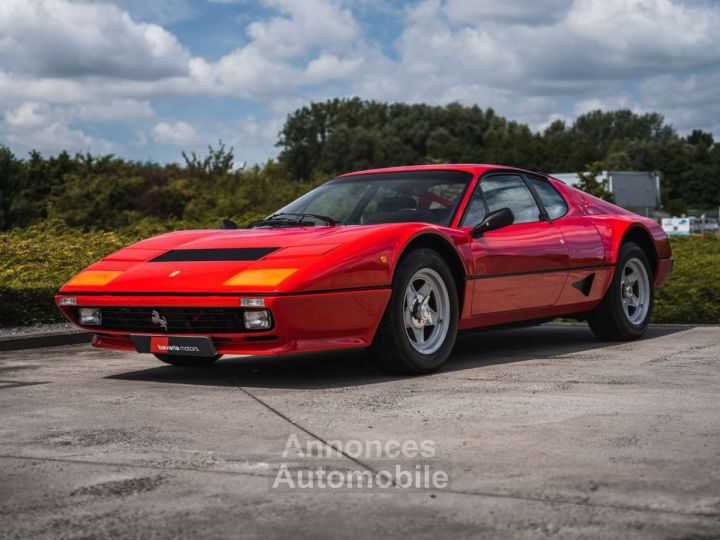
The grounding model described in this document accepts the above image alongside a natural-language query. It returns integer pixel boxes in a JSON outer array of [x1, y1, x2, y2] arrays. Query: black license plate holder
[[130, 335, 217, 357]]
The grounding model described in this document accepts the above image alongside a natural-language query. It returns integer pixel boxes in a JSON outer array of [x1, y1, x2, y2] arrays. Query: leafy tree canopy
[[1, 99, 718, 231]]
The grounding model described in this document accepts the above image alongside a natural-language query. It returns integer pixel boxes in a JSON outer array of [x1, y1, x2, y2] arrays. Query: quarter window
[[529, 177, 568, 220], [460, 189, 487, 227]]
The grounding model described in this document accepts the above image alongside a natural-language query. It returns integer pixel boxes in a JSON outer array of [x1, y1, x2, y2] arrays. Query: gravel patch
[[0, 323, 78, 338]]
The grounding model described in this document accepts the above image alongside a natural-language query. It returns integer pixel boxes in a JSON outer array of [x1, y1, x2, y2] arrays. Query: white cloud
[[208, 114, 285, 165], [389, 0, 720, 99], [153, 121, 200, 146], [638, 71, 720, 134], [316, 0, 717, 138], [555, 0, 720, 76], [246, 0, 360, 60], [3, 117, 115, 154], [0, 0, 191, 80], [4, 99, 154, 130], [305, 55, 364, 83], [210, 46, 302, 98], [201, 0, 365, 97], [5, 102, 50, 129], [1, 0, 720, 159], [72, 99, 155, 122]]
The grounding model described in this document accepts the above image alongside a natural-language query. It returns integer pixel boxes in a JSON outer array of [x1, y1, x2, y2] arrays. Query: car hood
[[59, 225, 414, 295]]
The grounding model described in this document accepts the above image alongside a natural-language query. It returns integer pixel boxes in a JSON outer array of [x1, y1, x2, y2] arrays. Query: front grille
[[75, 307, 252, 333]]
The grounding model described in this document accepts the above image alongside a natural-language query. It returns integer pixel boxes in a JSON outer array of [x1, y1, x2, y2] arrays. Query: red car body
[[56, 164, 672, 357]]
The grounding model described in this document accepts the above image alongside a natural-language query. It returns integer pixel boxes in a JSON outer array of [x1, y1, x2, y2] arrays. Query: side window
[[460, 187, 486, 227], [529, 177, 568, 220], [481, 175, 541, 224]]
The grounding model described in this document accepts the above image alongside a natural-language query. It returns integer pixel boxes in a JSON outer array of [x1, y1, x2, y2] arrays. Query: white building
[[551, 170, 661, 216]]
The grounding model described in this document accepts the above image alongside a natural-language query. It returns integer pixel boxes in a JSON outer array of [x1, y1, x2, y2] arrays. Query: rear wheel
[[371, 249, 459, 374], [588, 242, 653, 340], [153, 354, 222, 367]]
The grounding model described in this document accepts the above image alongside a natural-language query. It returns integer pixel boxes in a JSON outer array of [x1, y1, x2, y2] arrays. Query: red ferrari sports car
[[56, 164, 672, 374]]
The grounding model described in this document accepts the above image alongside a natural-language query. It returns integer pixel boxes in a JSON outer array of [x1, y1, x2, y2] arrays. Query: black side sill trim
[[467, 263, 614, 280], [58, 285, 392, 298], [150, 247, 280, 262]]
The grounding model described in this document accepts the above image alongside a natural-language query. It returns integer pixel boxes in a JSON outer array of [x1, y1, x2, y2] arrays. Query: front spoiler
[[55, 288, 390, 356]]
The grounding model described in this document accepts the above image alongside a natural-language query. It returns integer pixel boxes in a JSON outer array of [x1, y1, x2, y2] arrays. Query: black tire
[[588, 242, 653, 341], [371, 248, 459, 374], [153, 354, 222, 367]]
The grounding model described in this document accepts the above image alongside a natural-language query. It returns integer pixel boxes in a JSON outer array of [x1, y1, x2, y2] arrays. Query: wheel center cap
[[411, 296, 432, 327], [624, 284, 634, 298]]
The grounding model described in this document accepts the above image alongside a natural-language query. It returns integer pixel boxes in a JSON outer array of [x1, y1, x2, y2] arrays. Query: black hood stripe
[[150, 247, 280, 262]]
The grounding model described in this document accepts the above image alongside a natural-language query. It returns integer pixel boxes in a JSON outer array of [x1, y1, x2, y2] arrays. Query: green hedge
[[0, 221, 169, 325], [652, 235, 720, 324], [0, 287, 59, 326], [1, 223, 718, 326]]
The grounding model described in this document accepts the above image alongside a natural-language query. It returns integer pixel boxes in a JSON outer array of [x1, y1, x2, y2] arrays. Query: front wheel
[[371, 249, 459, 374], [153, 354, 222, 367], [588, 242, 653, 340]]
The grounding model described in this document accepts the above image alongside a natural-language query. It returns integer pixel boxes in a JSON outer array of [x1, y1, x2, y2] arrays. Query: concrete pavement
[[1, 324, 719, 539]]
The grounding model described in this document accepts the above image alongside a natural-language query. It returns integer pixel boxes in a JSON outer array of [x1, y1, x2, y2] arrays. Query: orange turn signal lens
[[223, 268, 297, 287], [66, 270, 123, 287]]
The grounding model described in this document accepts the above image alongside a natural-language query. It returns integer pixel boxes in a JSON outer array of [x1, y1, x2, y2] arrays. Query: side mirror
[[220, 218, 238, 230], [471, 208, 514, 238]]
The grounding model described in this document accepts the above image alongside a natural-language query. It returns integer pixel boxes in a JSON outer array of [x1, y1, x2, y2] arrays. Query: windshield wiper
[[305, 213, 340, 225], [248, 217, 314, 229], [248, 213, 340, 229]]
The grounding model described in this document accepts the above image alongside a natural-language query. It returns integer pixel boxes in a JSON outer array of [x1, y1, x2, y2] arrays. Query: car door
[[526, 175, 608, 306], [460, 173, 570, 315]]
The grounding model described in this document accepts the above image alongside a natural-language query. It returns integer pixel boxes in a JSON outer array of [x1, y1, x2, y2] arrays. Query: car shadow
[[105, 324, 690, 390]]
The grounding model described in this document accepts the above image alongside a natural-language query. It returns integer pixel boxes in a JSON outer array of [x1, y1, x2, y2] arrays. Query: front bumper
[[55, 288, 390, 356]]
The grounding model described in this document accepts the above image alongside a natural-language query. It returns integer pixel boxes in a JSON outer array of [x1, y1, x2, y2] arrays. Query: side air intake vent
[[571, 273, 595, 297]]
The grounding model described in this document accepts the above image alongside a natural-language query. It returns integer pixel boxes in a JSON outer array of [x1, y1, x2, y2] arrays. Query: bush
[[0, 220, 175, 325], [653, 235, 720, 324]]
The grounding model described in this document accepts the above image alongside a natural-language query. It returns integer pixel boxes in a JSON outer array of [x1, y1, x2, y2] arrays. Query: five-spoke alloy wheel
[[404, 268, 451, 355], [372, 248, 459, 374], [589, 242, 654, 341], [620, 257, 651, 326]]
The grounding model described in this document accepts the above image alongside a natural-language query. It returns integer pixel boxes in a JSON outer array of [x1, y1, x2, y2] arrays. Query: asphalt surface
[[1, 324, 719, 539]]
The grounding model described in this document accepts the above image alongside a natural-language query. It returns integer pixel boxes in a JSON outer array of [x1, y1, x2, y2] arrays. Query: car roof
[[335, 164, 546, 178]]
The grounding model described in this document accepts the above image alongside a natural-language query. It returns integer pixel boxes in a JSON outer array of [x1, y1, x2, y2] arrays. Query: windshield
[[269, 170, 472, 227]]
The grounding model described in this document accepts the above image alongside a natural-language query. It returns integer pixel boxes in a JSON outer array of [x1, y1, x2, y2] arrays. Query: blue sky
[[1, 0, 719, 164]]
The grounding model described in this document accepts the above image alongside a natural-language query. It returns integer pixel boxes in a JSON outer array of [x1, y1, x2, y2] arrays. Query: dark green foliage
[[653, 236, 720, 324], [0, 142, 318, 232], [575, 162, 615, 202], [277, 99, 719, 214], [0, 287, 61, 326], [277, 99, 548, 179]]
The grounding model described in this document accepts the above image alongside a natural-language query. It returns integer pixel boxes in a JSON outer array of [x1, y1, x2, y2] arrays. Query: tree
[[2, 101, 719, 231], [0, 146, 26, 229], [575, 162, 615, 203]]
